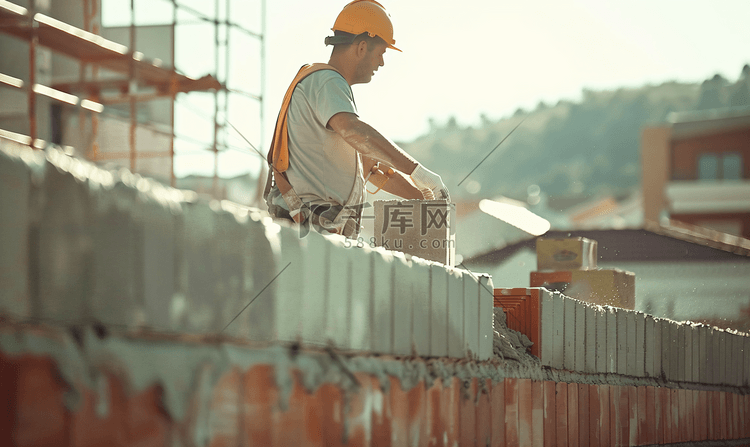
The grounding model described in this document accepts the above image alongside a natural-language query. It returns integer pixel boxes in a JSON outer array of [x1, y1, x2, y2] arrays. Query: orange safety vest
[[265, 63, 343, 222]]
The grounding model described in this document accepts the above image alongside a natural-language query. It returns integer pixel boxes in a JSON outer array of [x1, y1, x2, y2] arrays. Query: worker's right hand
[[410, 164, 451, 201]]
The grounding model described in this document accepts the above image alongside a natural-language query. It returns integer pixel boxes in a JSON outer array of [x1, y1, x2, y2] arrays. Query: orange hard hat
[[331, 0, 401, 52]]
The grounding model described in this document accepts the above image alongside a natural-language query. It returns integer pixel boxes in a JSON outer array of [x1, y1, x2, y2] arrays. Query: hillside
[[402, 65, 750, 204]]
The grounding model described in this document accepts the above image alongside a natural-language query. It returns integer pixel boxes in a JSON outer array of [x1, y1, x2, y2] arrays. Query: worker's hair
[[331, 31, 385, 54]]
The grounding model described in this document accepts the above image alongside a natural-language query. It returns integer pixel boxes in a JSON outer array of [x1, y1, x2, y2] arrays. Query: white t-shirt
[[282, 69, 363, 207]]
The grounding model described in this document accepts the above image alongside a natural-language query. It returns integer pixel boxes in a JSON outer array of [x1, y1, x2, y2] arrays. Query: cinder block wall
[[0, 138, 493, 360]]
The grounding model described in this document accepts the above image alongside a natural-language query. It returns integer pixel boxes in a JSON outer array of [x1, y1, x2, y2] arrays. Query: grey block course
[[635, 312, 645, 378], [698, 325, 707, 384], [392, 254, 413, 356], [595, 306, 607, 375], [0, 141, 40, 319], [298, 231, 330, 346], [462, 269, 480, 359], [684, 323, 692, 383], [719, 330, 726, 386], [326, 238, 352, 348], [670, 321, 681, 382], [477, 274, 494, 360], [347, 244, 373, 352], [540, 289, 555, 368], [447, 267, 464, 358], [371, 249, 394, 354], [410, 258, 431, 358], [691, 324, 699, 383], [661, 319, 671, 380], [585, 305, 596, 374], [708, 327, 717, 385], [616, 308, 628, 376], [563, 298, 576, 371], [606, 306, 617, 374], [575, 300, 585, 372], [429, 264, 448, 358], [551, 293, 565, 370], [653, 317, 661, 380], [626, 311, 637, 377], [645, 316, 655, 377]]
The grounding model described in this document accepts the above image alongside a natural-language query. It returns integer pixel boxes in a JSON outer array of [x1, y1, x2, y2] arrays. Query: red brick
[[719, 391, 728, 440], [614, 386, 628, 447], [567, 382, 578, 447], [671, 389, 680, 443], [543, 381, 556, 447], [460, 378, 477, 447], [577, 384, 588, 447], [588, 385, 600, 447], [505, 378, 520, 447], [390, 377, 409, 447], [608, 386, 616, 447], [491, 380, 505, 447], [126, 386, 172, 447], [644, 387, 656, 446], [477, 379, 492, 447], [599, 385, 610, 447], [627, 387, 637, 447], [346, 372, 375, 447], [530, 380, 544, 447], [372, 376, 392, 447], [700, 390, 708, 441], [708, 390, 717, 440], [425, 378, 443, 447], [555, 383, 568, 447], [274, 373, 308, 447], [733, 393, 740, 439], [71, 373, 129, 447], [518, 379, 532, 447], [314, 382, 344, 447], [409, 380, 427, 447], [242, 364, 277, 446], [0, 353, 18, 447], [207, 368, 242, 447], [442, 377, 461, 447], [635, 387, 646, 446], [15, 356, 72, 447]]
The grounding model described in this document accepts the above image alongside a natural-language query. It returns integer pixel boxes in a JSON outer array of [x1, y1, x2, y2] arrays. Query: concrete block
[[462, 269, 480, 359], [272, 225, 307, 343], [563, 297, 576, 370], [626, 311, 637, 377], [371, 249, 394, 354], [575, 300, 585, 371], [635, 312, 645, 378], [661, 319, 671, 380], [373, 199, 455, 266], [536, 237, 597, 271], [140, 195, 178, 333], [676, 323, 685, 383], [326, 237, 353, 348], [540, 289, 555, 367], [708, 327, 717, 385], [699, 325, 707, 384], [550, 292, 565, 370], [0, 143, 41, 319], [446, 267, 464, 358], [645, 316, 655, 378], [745, 336, 750, 387], [616, 309, 628, 375], [585, 305, 596, 374], [477, 274, 494, 361], [670, 322, 681, 382], [348, 245, 372, 352], [719, 330, 727, 385], [653, 317, 662, 380], [392, 254, 413, 356], [298, 232, 331, 346], [40, 155, 96, 324], [595, 306, 607, 375], [684, 324, 693, 383], [606, 306, 617, 374], [410, 258, 432, 357], [429, 264, 448, 357], [691, 325, 700, 383]]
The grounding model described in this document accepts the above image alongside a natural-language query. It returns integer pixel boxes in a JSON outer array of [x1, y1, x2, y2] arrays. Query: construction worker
[[264, 0, 450, 237]]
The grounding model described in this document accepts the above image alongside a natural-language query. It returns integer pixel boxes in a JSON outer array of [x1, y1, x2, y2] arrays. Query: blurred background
[[1, 0, 749, 329]]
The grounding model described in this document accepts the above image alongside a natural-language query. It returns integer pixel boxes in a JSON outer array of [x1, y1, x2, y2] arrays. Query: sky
[[103, 0, 750, 179]]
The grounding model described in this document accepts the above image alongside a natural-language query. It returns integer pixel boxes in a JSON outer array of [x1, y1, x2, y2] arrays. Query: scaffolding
[[0, 0, 265, 194]]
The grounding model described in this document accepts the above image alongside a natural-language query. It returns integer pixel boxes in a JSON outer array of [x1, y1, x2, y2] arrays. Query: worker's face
[[354, 40, 387, 84]]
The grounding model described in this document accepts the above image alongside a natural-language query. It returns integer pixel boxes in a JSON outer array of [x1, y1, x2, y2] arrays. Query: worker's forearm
[[330, 114, 418, 174], [379, 170, 423, 199]]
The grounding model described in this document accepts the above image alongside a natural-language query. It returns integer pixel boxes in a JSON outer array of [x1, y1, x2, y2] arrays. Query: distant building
[[642, 106, 750, 238], [465, 224, 750, 331]]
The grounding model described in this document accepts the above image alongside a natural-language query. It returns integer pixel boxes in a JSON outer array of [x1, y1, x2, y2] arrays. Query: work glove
[[410, 164, 451, 201]]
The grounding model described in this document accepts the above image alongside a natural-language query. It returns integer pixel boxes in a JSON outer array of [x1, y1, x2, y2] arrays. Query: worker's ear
[[355, 40, 369, 59]]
